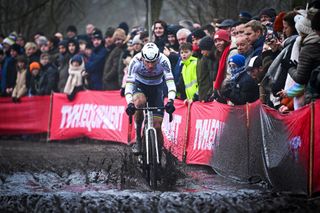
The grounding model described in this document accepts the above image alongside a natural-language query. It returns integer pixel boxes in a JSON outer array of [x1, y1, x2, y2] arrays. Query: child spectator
[[220, 54, 259, 105], [64, 54, 86, 101], [29, 62, 41, 95], [177, 42, 198, 101], [12, 55, 27, 102]]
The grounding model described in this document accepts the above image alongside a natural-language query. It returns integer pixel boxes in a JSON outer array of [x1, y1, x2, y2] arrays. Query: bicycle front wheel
[[148, 130, 159, 189]]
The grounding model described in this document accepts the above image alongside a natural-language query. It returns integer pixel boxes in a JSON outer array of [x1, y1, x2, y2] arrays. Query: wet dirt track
[[1, 139, 320, 212]]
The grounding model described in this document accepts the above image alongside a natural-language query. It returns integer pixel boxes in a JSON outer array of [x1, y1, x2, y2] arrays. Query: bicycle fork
[[145, 127, 160, 165]]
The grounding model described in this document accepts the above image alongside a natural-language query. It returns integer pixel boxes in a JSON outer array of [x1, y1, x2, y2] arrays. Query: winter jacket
[[197, 51, 216, 101], [30, 64, 58, 95], [12, 68, 27, 98], [181, 56, 198, 100], [221, 69, 259, 105], [85, 44, 107, 90], [288, 32, 320, 85], [1, 56, 16, 96], [57, 53, 71, 92], [64, 59, 85, 95], [102, 45, 126, 90]]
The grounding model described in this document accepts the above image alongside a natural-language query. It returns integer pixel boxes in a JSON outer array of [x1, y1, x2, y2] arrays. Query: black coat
[[221, 71, 259, 105]]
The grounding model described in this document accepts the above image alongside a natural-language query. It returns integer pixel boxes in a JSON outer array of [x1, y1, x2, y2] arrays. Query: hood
[[303, 32, 320, 45]]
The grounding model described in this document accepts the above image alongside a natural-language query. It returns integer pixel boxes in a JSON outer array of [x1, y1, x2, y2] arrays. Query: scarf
[[64, 60, 84, 95], [214, 45, 230, 90], [230, 66, 246, 81]]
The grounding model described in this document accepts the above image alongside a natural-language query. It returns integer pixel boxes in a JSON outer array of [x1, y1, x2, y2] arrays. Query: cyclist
[[125, 42, 176, 154]]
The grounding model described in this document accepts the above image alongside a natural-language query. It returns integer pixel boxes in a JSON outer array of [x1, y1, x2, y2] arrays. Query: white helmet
[[141, 42, 160, 62]]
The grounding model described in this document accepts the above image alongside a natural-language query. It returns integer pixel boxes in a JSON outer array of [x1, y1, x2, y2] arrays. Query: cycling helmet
[[141, 42, 160, 62]]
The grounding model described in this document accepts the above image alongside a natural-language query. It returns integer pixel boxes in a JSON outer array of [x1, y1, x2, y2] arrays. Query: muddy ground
[[1, 137, 320, 212]]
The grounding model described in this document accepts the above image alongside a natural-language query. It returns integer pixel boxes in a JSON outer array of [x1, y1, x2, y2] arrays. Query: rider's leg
[[132, 93, 146, 153]]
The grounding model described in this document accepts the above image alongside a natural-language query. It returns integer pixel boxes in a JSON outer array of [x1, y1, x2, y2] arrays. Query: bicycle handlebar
[[129, 106, 173, 124]]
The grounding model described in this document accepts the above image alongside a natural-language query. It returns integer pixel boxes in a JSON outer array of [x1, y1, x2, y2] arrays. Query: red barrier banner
[[0, 96, 50, 134], [49, 91, 129, 144], [313, 100, 320, 195], [260, 104, 311, 194], [186, 101, 233, 165], [162, 99, 188, 161]]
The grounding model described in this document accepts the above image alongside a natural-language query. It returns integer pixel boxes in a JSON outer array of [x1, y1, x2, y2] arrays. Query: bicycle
[[129, 103, 173, 189]]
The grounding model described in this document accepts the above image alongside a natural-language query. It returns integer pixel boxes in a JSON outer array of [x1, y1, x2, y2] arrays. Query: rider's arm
[[124, 57, 138, 104], [162, 55, 176, 101]]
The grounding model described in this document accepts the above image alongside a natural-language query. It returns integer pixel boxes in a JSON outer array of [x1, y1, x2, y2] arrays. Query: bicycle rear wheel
[[148, 130, 159, 189]]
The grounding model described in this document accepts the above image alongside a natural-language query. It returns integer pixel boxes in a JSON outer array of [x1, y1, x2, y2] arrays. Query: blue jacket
[[85, 44, 107, 90]]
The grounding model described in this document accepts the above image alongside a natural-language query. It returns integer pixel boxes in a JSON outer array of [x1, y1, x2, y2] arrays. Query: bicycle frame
[[144, 104, 160, 165]]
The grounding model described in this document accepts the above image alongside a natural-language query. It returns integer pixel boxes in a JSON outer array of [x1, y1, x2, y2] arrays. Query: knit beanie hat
[[3, 37, 15, 46], [132, 34, 142, 45], [167, 24, 181, 36], [29, 62, 41, 72], [58, 39, 68, 48], [294, 15, 313, 35], [228, 54, 245, 67], [113, 28, 126, 41], [239, 11, 252, 22], [214, 29, 231, 43], [66, 25, 77, 34], [37, 36, 48, 46], [218, 19, 235, 28], [259, 8, 276, 19], [92, 28, 103, 40], [199, 36, 214, 51], [71, 54, 83, 65], [118, 22, 129, 35], [191, 29, 206, 39]]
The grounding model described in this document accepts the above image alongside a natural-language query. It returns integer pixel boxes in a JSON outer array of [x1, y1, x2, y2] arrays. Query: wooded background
[[0, 0, 309, 39]]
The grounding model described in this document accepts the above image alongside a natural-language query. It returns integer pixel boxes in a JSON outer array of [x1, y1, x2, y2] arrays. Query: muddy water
[[1, 139, 320, 212]]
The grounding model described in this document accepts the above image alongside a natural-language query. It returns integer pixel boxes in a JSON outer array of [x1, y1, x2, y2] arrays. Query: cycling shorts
[[133, 81, 164, 117]]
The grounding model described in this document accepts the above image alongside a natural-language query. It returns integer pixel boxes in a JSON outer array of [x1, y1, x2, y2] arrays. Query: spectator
[[67, 38, 79, 57], [12, 55, 27, 102], [201, 24, 215, 37], [85, 28, 107, 90], [153, 20, 168, 53], [57, 40, 70, 92], [1, 44, 21, 96], [244, 20, 265, 58], [262, 11, 298, 108], [259, 8, 277, 26], [103, 28, 127, 90], [37, 53, 59, 95], [287, 12, 320, 105], [172, 28, 192, 85], [177, 42, 198, 101], [197, 36, 216, 101], [166, 24, 181, 52], [64, 54, 86, 101], [104, 27, 116, 51], [28, 62, 41, 95], [239, 11, 252, 23], [220, 54, 259, 105], [213, 29, 232, 93], [236, 36, 253, 66], [66, 25, 78, 40], [191, 29, 206, 58]]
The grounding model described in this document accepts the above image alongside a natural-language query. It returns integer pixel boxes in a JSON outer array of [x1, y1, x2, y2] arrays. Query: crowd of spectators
[[1, 1, 320, 113]]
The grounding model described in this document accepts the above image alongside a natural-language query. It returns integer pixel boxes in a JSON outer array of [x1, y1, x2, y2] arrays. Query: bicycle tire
[[148, 130, 158, 189], [141, 134, 149, 181]]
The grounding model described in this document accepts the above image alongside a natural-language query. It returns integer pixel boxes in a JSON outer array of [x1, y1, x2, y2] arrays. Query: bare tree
[[165, 0, 294, 25], [0, 0, 85, 39]]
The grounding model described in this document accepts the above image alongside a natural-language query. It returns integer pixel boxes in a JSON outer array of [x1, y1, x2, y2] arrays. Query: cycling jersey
[[125, 52, 176, 104]]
